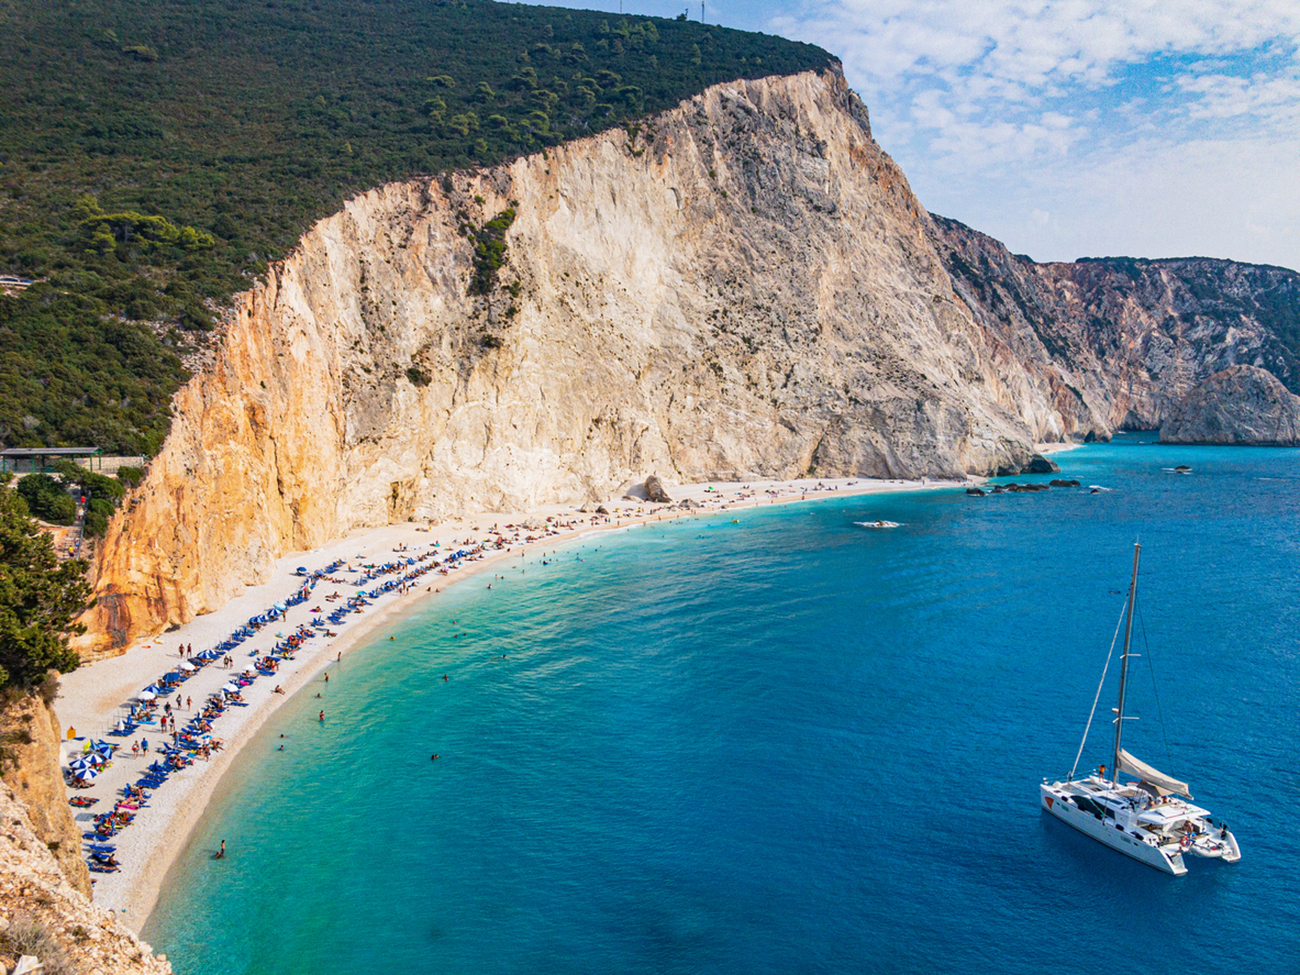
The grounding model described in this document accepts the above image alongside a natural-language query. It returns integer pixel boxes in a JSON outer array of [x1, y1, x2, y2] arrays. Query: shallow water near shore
[[146, 436, 1300, 974]]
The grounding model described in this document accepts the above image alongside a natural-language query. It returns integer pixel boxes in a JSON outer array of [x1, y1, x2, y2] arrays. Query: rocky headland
[[1160, 364, 1300, 444]]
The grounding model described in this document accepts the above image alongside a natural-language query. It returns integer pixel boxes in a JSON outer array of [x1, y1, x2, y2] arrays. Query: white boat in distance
[[1040, 543, 1241, 874]]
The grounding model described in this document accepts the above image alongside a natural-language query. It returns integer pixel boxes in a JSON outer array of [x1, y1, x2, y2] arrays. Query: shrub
[[116, 465, 145, 489], [16, 474, 75, 525], [0, 915, 75, 975]]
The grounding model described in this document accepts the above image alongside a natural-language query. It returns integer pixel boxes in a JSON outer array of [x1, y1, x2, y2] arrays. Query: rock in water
[[644, 476, 671, 503], [1024, 454, 1061, 474], [1161, 365, 1300, 445], [965, 487, 986, 496], [1049, 478, 1081, 487]]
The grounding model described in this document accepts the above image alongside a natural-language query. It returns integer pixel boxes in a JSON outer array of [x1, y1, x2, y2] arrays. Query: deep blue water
[[146, 437, 1300, 974]]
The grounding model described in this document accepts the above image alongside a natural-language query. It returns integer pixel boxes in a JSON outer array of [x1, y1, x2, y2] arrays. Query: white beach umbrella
[[178, 661, 196, 672], [222, 683, 239, 693], [137, 690, 157, 701]]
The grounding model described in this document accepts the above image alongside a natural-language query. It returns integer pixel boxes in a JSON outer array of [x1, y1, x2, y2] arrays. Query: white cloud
[[767, 0, 1300, 269]]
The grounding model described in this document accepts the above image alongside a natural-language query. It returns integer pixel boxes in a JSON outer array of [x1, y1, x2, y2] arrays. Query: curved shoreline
[[55, 476, 965, 932]]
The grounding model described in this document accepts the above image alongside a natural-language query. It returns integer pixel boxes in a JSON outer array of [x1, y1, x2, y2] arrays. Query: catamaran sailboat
[[1040, 543, 1241, 874]]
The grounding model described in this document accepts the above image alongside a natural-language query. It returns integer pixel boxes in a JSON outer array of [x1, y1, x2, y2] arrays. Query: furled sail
[[1119, 749, 1192, 798]]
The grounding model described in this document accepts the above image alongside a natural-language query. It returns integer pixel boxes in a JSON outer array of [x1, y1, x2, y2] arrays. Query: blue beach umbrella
[[68, 757, 95, 771], [73, 767, 98, 782]]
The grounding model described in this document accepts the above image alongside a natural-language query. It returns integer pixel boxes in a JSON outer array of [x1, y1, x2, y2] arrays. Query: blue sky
[[516, 0, 1300, 272]]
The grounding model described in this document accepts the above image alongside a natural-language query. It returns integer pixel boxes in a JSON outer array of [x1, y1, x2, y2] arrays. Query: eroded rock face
[[80, 69, 1063, 654], [1161, 365, 1300, 444], [77, 68, 1300, 654], [0, 782, 171, 974], [0, 695, 91, 898], [931, 217, 1300, 435]]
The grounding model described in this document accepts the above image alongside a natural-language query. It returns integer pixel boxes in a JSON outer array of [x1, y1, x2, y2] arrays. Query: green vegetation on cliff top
[[0, 0, 834, 453]]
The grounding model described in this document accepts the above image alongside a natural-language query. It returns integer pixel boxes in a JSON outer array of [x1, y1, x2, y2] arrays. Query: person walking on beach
[[142, 737, 149, 753], [186, 696, 191, 710], [132, 741, 139, 759]]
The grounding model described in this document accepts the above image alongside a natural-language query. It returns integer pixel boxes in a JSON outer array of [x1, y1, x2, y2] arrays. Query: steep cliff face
[[0, 695, 91, 898], [1161, 365, 1300, 444], [931, 216, 1300, 435], [78, 68, 1300, 654], [81, 69, 1073, 654]]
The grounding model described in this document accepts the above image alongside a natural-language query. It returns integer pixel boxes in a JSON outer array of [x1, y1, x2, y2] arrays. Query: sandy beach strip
[[55, 474, 964, 927]]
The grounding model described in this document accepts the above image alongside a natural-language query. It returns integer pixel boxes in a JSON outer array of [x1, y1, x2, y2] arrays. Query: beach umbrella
[[144, 684, 165, 693], [68, 757, 95, 771], [137, 690, 157, 701], [222, 682, 239, 693], [178, 661, 195, 672], [73, 767, 98, 782], [273, 601, 288, 612], [164, 672, 183, 681]]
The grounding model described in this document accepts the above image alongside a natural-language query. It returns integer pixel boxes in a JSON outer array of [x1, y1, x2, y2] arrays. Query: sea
[[145, 435, 1300, 974]]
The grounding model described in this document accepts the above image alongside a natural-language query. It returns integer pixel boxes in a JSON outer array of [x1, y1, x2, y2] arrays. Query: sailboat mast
[[1112, 542, 1141, 784]]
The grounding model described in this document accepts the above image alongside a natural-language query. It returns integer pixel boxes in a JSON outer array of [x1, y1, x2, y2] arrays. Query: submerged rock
[[1049, 478, 1081, 487]]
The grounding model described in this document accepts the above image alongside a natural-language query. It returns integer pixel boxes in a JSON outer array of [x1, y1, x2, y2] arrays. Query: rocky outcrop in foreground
[[0, 695, 91, 898], [1160, 365, 1300, 444], [0, 782, 170, 975]]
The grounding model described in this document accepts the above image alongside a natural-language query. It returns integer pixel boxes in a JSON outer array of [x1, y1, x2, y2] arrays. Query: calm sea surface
[[146, 437, 1300, 973]]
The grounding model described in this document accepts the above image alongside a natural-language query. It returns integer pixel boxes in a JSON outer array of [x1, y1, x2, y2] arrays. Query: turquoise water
[[147, 437, 1300, 973]]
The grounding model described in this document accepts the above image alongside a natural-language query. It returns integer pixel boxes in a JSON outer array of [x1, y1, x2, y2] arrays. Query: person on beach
[[186, 696, 192, 710], [132, 741, 139, 759], [142, 737, 149, 753]]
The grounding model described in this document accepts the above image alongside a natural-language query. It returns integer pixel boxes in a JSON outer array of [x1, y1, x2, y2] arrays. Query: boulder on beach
[[644, 475, 672, 503]]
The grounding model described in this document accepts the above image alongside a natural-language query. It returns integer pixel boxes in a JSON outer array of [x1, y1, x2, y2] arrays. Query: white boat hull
[[1040, 784, 1187, 874]]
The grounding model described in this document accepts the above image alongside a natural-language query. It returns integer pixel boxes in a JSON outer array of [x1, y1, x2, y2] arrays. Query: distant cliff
[[1161, 365, 1300, 444], [77, 68, 1300, 654], [931, 217, 1300, 436]]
